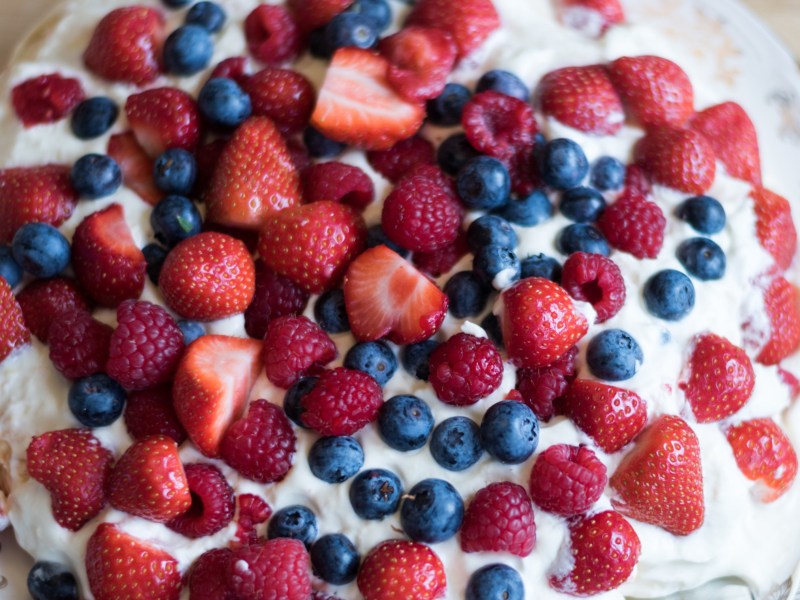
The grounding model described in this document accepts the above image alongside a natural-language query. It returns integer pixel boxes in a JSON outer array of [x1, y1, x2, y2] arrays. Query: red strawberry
[[310, 48, 426, 151], [343, 245, 448, 345], [610, 415, 704, 536], [166, 463, 235, 538], [501, 277, 589, 369], [726, 418, 798, 502], [516, 346, 578, 421], [634, 125, 716, 194], [563, 379, 647, 453], [124, 384, 187, 444], [529, 444, 607, 516], [259, 200, 366, 294], [462, 91, 538, 163], [83, 6, 165, 86], [86, 523, 181, 600], [263, 315, 337, 389], [227, 537, 311, 600], [555, 0, 625, 36], [71, 203, 146, 307], [173, 335, 263, 457], [125, 87, 201, 157], [107, 132, 161, 206], [26, 428, 113, 531], [366, 136, 436, 184], [287, 0, 352, 32], [0, 279, 30, 364], [428, 333, 504, 406], [301, 367, 384, 436], [243, 68, 315, 134], [597, 187, 666, 259], [680, 333, 754, 423], [561, 251, 626, 323], [751, 186, 797, 272], [188, 548, 235, 600], [536, 65, 624, 135], [302, 161, 374, 210], [460, 482, 536, 557], [16, 277, 90, 343], [689, 101, 762, 185], [11, 73, 84, 128], [0, 165, 77, 243], [358, 540, 446, 600], [779, 367, 800, 401], [159, 232, 256, 321], [406, 0, 500, 59], [749, 276, 800, 365], [244, 4, 302, 66]]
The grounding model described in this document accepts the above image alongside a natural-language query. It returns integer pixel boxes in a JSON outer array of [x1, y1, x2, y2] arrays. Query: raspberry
[[244, 5, 302, 66], [516, 345, 578, 421], [48, 310, 112, 379], [123, 385, 187, 444], [233, 493, 273, 547], [287, 136, 312, 172], [227, 538, 312, 600], [106, 299, 185, 391], [301, 367, 383, 436], [244, 262, 310, 340], [189, 548, 235, 600], [462, 91, 538, 162], [210, 56, 251, 85], [303, 161, 375, 210], [12, 73, 85, 127], [506, 142, 540, 196], [597, 188, 666, 259], [380, 26, 457, 102], [220, 399, 297, 483], [429, 333, 503, 406], [16, 277, 90, 343], [528, 444, 607, 516], [561, 252, 626, 323], [412, 231, 469, 277], [460, 481, 536, 557], [244, 67, 315, 134], [287, 0, 352, 32], [263, 315, 337, 389], [367, 136, 436, 183], [625, 164, 651, 196], [167, 463, 235, 538]]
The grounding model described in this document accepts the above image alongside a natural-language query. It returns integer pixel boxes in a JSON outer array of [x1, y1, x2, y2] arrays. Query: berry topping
[[429, 333, 503, 406], [27, 562, 79, 600], [303, 161, 375, 210], [349, 468, 403, 519], [124, 385, 187, 444], [591, 155, 626, 191], [676, 237, 726, 281], [559, 186, 606, 223], [227, 539, 312, 599], [244, 4, 302, 66], [163, 24, 213, 76], [750, 276, 800, 365], [309, 435, 364, 483], [106, 132, 161, 206], [367, 136, 436, 183], [516, 345, 577, 421], [456, 156, 511, 211], [643, 269, 695, 321], [263, 315, 337, 389], [71, 96, 118, 140], [444, 271, 490, 318], [586, 328, 643, 381], [400, 478, 465, 543], [467, 564, 524, 600], [198, 77, 253, 130], [310, 533, 360, 585], [412, 231, 469, 278], [345, 340, 398, 385], [16, 277, 89, 343], [407, 0, 500, 59], [167, 463, 235, 538], [676, 194, 726, 234], [561, 251, 626, 323], [11, 222, 71, 279], [153, 149, 197, 196], [357, 540, 446, 600], [314, 288, 350, 334], [188, 548, 234, 600], [244, 67, 316, 134], [301, 367, 383, 435], [268, 505, 318, 547], [462, 91, 537, 163], [125, 87, 201, 157], [233, 494, 273, 547], [460, 481, 536, 557], [634, 125, 716, 195], [480, 401, 540, 464], [377, 394, 433, 451], [598, 188, 666, 259], [751, 186, 797, 272], [555, 0, 625, 36], [48, 310, 112, 379], [68, 374, 126, 428], [288, 0, 353, 32], [537, 138, 589, 191], [12, 74, 84, 128], [477, 69, 530, 101], [529, 444, 607, 516], [244, 262, 309, 339]]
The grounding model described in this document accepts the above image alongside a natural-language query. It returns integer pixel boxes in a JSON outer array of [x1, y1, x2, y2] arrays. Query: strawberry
[[0, 165, 77, 243], [124, 87, 201, 157], [85, 523, 181, 600], [227, 538, 311, 600], [343, 245, 448, 345], [634, 125, 716, 195], [107, 435, 191, 522], [597, 187, 666, 259], [555, 0, 625, 36], [159, 232, 256, 321], [11, 73, 85, 128], [243, 68, 315, 135], [689, 101, 762, 185], [310, 48, 426, 151], [83, 6, 165, 86], [107, 132, 161, 206], [406, 0, 500, 59], [244, 4, 302, 66], [501, 277, 589, 369], [746, 276, 800, 366], [205, 117, 301, 230], [535, 65, 624, 135], [0, 279, 30, 364], [173, 335, 262, 457], [258, 200, 367, 294], [610, 415, 704, 536], [751, 186, 797, 272], [287, 0, 352, 32], [71, 203, 146, 307], [357, 540, 446, 600], [26, 429, 113, 531], [16, 277, 89, 343], [680, 333, 754, 423], [726, 418, 798, 503]]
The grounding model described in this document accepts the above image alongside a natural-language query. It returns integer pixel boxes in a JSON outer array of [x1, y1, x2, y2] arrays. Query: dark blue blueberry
[[427, 83, 472, 126], [480, 313, 504, 350], [150, 195, 202, 248], [457, 156, 511, 210], [557, 224, 609, 256], [466, 564, 525, 600], [559, 186, 606, 223], [344, 341, 397, 386], [538, 138, 589, 190], [198, 77, 252, 129], [153, 148, 197, 195], [377, 395, 434, 451], [304, 127, 346, 159], [143, 243, 168, 285], [163, 0, 192, 7], [309, 436, 364, 484], [308, 27, 333, 59], [476, 69, 530, 102], [644, 269, 695, 321], [68, 374, 126, 427], [0, 245, 23, 288], [590, 156, 625, 191], [401, 339, 439, 381], [400, 478, 464, 543], [493, 190, 553, 226], [430, 416, 484, 471], [438, 133, 479, 176], [325, 13, 378, 52], [186, 1, 227, 32], [267, 505, 318, 547], [586, 329, 643, 381], [314, 288, 350, 333], [70, 97, 118, 140], [473, 245, 521, 290], [366, 224, 409, 257], [676, 195, 726, 234], [11, 223, 70, 278], [445, 271, 490, 318], [480, 400, 539, 464], [349, 468, 403, 520], [467, 215, 517, 253], [70, 154, 122, 199], [284, 376, 317, 428], [178, 320, 205, 345], [310, 534, 360, 585], [677, 237, 726, 281], [520, 253, 562, 282], [346, 0, 391, 31], [27, 561, 78, 600], [163, 25, 214, 75]]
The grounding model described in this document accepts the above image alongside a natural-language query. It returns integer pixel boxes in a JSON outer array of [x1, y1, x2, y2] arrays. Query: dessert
[[0, 0, 799, 599]]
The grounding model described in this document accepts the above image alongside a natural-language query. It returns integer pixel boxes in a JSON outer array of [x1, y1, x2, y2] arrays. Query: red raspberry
[[244, 5, 302, 66], [244, 262, 310, 340], [303, 161, 375, 210], [528, 444, 607, 516], [167, 463, 235, 538], [189, 548, 235, 600], [210, 56, 251, 85], [16, 277, 90, 343], [227, 538, 311, 600], [287, 0, 352, 32], [48, 310, 113, 379], [462, 91, 538, 162], [367, 136, 436, 183], [429, 333, 503, 406], [220, 399, 297, 483], [561, 252, 626, 323], [106, 300, 185, 391], [301, 367, 383, 435], [412, 231, 469, 277], [624, 164, 651, 196], [597, 188, 666, 259], [244, 67, 315, 134], [124, 385, 187, 444], [516, 345, 578, 421], [506, 142, 540, 196], [263, 315, 337, 389], [233, 493, 272, 547], [287, 137, 312, 172], [12, 73, 85, 127], [460, 481, 536, 557]]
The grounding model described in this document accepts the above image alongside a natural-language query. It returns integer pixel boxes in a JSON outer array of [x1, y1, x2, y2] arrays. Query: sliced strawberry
[[287, 0, 352, 32], [107, 132, 161, 206], [747, 277, 800, 366], [634, 125, 716, 195], [343, 245, 448, 345], [406, 0, 500, 59], [555, 0, 625, 36], [125, 87, 201, 157], [358, 540, 446, 600], [0, 279, 30, 364], [751, 186, 797, 272], [11, 73, 85, 128]]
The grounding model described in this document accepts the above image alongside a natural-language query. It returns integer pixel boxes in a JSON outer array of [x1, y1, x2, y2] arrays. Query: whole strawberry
[[460, 481, 536, 557], [529, 444, 607, 516], [634, 125, 716, 195], [406, 0, 500, 59], [263, 315, 337, 389], [357, 539, 446, 600], [0, 279, 30, 364], [597, 188, 666, 259], [748, 276, 800, 365], [751, 186, 797, 272], [227, 537, 312, 600], [301, 367, 384, 436]]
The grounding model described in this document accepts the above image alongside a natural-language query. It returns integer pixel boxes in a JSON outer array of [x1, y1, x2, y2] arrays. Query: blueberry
[[309, 436, 364, 483], [438, 133, 479, 176], [153, 149, 197, 195], [284, 376, 317, 428], [466, 564, 525, 600], [346, 0, 391, 31], [476, 69, 530, 102], [325, 13, 378, 52], [378, 395, 434, 451], [11, 223, 70, 278], [430, 416, 484, 471], [676, 195, 726, 234], [150, 195, 203, 247], [401, 339, 439, 381], [267, 505, 318, 546], [70, 97, 118, 140], [314, 289, 350, 333], [445, 271, 490, 318], [143, 243, 168, 285], [68, 374, 126, 427], [480, 400, 539, 464], [480, 313, 504, 350], [344, 341, 397, 385], [349, 468, 403, 520], [538, 138, 589, 190], [198, 77, 252, 129], [427, 83, 472, 126], [492, 190, 553, 226], [644, 269, 695, 321], [590, 156, 625, 191], [178, 320, 205, 345], [586, 329, 643, 381], [70, 153, 122, 199], [400, 478, 465, 543], [520, 253, 562, 282], [162, 0, 192, 7], [559, 186, 606, 223], [0, 245, 23, 288], [466, 215, 516, 253], [186, 1, 227, 32], [308, 27, 333, 59], [27, 561, 78, 600], [310, 533, 360, 585], [304, 127, 346, 158], [457, 156, 511, 210], [163, 25, 213, 75], [473, 245, 521, 291], [366, 224, 409, 257], [676, 237, 726, 281], [557, 223, 610, 256]]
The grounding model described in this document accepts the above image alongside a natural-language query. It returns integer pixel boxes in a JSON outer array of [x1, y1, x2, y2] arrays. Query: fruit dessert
[[0, 0, 799, 598]]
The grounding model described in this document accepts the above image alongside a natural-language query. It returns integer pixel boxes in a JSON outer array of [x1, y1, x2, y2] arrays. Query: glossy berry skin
[[347, 0, 392, 30], [308, 436, 364, 483], [676, 195, 726, 234], [124, 385, 187, 444], [561, 251, 626, 323], [460, 481, 536, 556], [357, 539, 447, 600], [163, 25, 214, 75], [27, 561, 79, 600], [427, 83, 472, 126], [11, 223, 70, 278], [430, 416, 484, 471], [349, 468, 404, 520], [178, 320, 204, 344], [445, 271, 490, 318], [0, 246, 22, 288], [493, 190, 553, 226], [198, 77, 252, 129], [150, 195, 202, 248], [142, 243, 167, 285], [70, 154, 122, 199], [16, 277, 89, 343], [477, 69, 530, 101], [557, 223, 610, 256], [186, 1, 227, 32], [429, 333, 504, 406], [635, 126, 716, 195], [187, 548, 233, 599], [344, 341, 397, 387], [437, 133, 479, 176], [466, 564, 525, 600], [301, 367, 384, 436], [586, 329, 643, 382], [12, 73, 85, 128], [456, 156, 511, 210], [480, 401, 539, 464], [311, 533, 361, 585], [325, 13, 378, 53], [520, 254, 562, 282], [283, 376, 317, 428], [591, 156, 625, 191], [473, 245, 521, 290], [304, 160, 374, 207], [314, 289, 350, 333], [538, 138, 589, 190], [166, 462, 235, 538], [68, 374, 126, 427], [401, 339, 439, 381], [153, 149, 197, 195], [401, 478, 465, 543], [466, 215, 517, 253], [71, 97, 118, 140], [644, 269, 695, 321], [560, 186, 606, 223], [529, 444, 607, 516], [676, 237, 726, 280], [268, 505, 318, 547], [377, 395, 434, 451]]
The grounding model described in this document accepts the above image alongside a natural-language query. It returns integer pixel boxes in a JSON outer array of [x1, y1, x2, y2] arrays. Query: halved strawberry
[[343, 245, 448, 345], [0, 279, 30, 364], [406, 0, 500, 59], [747, 276, 800, 366], [107, 132, 161, 206], [287, 0, 352, 32], [11, 73, 85, 128], [125, 87, 201, 157], [310, 48, 425, 151], [173, 335, 262, 457], [751, 186, 797, 272], [634, 125, 716, 195], [555, 0, 625, 37]]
